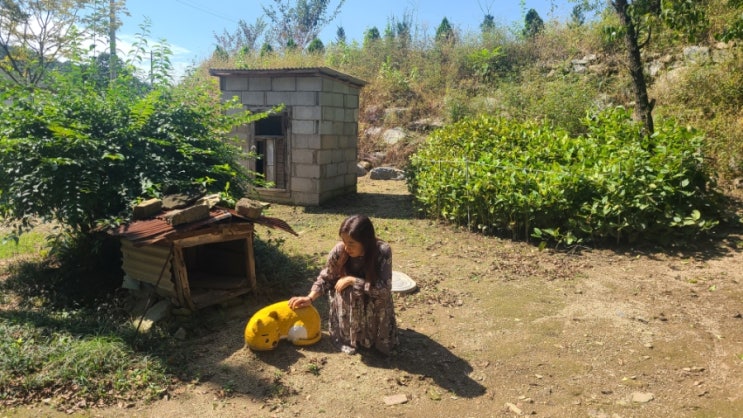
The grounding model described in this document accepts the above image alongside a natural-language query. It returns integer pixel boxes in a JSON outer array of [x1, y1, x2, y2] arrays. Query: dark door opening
[[254, 113, 287, 189]]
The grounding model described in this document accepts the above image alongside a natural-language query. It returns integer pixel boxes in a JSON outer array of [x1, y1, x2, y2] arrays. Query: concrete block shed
[[209, 67, 366, 205]]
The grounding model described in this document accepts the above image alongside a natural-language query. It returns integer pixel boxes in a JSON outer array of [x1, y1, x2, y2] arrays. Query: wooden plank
[[246, 235, 256, 290], [171, 225, 254, 248], [188, 272, 249, 290], [172, 245, 196, 310], [190, 287, 252, 309]]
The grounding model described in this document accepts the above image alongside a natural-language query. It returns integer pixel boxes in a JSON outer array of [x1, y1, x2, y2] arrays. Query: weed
[[306, 363, 321, 376]]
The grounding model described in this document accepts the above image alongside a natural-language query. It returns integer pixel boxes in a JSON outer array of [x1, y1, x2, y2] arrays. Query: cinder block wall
[[217, 70, 361, 205]]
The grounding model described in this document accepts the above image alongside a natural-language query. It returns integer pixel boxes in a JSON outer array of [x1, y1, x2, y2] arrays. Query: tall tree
[[363, 26, 380, 48], [214, 17, 267, 55], [480, 14, 495, 33], [262, 0, 345, 49], [0, 0, 92, 87], [307, 37, 324, 53], [435, 17, 455, 45], [478, 0, 496, 33], [335, 25, 346, 44], [609, 0, 709, 135], [611, 0, 654, 135], [523, 8, 545, 38]]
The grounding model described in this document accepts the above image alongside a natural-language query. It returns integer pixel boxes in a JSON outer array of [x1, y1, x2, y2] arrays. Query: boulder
[[382, 128, 407, 145], [357, 163, 369, 177], [370, 166, 405, 180]]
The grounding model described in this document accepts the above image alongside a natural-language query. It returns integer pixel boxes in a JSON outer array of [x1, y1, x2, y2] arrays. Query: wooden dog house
[[112, 207, 296, 310]]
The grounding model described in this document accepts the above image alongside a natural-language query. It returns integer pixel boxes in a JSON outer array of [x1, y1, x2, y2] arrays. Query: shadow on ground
[[362, 328, 487, 398], [198, 319, 486, 400]]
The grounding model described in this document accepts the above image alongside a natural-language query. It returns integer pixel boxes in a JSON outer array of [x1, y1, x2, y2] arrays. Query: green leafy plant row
[[407, 107, 724, 245]]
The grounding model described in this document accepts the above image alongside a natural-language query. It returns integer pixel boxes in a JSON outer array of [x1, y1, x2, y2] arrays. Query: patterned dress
[[311, 240, 398, 355]]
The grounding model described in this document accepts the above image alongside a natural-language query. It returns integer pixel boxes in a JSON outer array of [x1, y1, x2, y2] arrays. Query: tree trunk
[[612, 0, 654, 135]]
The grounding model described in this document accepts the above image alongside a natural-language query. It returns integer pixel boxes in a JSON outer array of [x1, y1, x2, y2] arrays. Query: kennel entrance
[[171, 224, 256, 310]]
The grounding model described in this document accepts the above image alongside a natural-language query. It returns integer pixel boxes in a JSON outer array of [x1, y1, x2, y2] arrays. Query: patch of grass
[[0, 314, 170, 409], [0, 245, 174, 411], [0, 231, 49, 259]]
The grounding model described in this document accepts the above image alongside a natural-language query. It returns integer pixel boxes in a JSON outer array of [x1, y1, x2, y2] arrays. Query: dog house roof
[[208, 66, 367, 87], [112, 207, 297, 246]]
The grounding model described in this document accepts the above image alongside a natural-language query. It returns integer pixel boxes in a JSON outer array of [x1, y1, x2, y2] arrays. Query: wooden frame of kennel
[[115, 208, 295, 311]]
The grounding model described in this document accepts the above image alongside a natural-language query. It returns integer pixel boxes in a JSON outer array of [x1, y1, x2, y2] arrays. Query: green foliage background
[[0, 70, 261, 234]]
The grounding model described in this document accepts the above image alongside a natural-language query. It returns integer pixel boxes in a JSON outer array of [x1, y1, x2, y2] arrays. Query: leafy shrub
[[0, 73, 263, 234], [407, 107, 723, 246]]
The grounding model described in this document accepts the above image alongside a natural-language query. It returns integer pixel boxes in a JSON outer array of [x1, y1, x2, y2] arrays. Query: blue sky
[[119, 0, 576, 77]]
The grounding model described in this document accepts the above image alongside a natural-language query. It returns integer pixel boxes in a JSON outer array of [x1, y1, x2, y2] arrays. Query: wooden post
[[172, 245, 196, 310], [246, 229, 256, 291]]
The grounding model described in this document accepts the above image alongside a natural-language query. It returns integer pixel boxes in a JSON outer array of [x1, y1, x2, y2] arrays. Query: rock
[[646, 60, 664, 78], [370, 166, 405, 180], [133, 198, 162, 219], [360, 152, 383, 167], [135, 299, 171, 332], [683, 46, 710, 63], [121, 275, 140, 290], [630, 392, 654, 403], [382, 127, 406, 145], [173, 327, 187, 340], [166, 203, 210, 226], [383, 393, 408, 405], [505, 402, 523, 415], [356, 163, 369, 177], [364, 126, 383, 138], [162, 191, 202, 210], [571, 59, 588, 73], [236, 198, 268, 219], [196, 193, 222, 208]]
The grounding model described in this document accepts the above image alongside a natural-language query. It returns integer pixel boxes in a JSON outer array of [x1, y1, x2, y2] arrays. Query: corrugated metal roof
[[208, 66, 367, 87], [111, 207, 297, 246]]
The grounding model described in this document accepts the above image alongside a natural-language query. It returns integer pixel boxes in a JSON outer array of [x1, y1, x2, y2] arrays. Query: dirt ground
[[9, 177, 743, 418]]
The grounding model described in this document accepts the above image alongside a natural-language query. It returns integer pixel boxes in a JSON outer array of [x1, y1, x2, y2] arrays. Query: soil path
[[12, 177, 743, 418]]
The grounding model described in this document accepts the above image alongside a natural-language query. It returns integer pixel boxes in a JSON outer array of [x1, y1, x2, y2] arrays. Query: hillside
[[193, 2, 743, 188]]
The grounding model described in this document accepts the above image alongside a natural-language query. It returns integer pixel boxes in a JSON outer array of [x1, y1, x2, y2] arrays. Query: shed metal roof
[[208, 66, 367, 87], [112, 207, 297, 246]]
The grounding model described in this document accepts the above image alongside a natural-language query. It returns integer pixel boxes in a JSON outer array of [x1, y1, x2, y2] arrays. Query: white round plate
[[391, 271, 417, 294]]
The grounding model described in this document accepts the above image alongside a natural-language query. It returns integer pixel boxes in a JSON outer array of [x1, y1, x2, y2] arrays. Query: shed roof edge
[[208, 66, 367, 87]]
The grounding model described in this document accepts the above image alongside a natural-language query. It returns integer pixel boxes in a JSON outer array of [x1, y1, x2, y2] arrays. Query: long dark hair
[[339, 214, 379, 284]]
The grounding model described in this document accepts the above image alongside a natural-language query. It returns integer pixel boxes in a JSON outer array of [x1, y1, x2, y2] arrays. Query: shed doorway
[[253, 113, 287, 189]]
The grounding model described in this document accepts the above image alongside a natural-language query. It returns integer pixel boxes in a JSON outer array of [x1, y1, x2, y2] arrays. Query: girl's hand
[[334, 276, 357, 292], [288, 296, 312, 309]]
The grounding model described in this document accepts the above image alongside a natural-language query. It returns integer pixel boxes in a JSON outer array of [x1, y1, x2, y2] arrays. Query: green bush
[[0, 71, 263, 234], [407, 107, 723, 245]]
